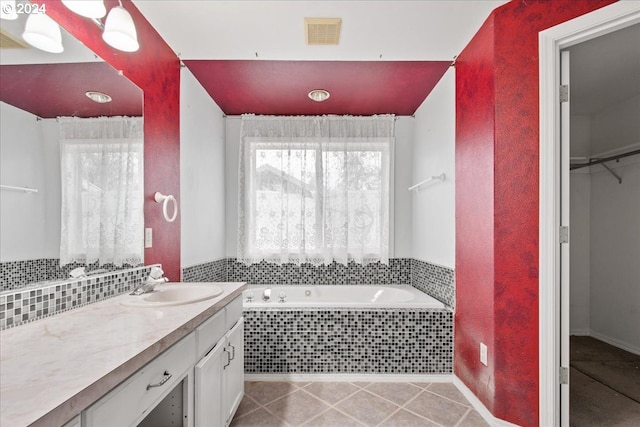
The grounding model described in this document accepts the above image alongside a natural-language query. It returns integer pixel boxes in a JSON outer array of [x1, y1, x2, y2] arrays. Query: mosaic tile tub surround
[[182, 258, 227, 282], [184, 257, 454, 308], [244, 308, 453, 374], [0, 265, 155, 329]]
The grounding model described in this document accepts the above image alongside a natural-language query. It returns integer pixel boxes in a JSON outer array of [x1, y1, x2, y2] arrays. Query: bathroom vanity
[[0, 282, 247, 427]]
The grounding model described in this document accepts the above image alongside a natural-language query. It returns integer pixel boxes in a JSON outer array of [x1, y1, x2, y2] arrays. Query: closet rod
[[569, 148, 640, 170]]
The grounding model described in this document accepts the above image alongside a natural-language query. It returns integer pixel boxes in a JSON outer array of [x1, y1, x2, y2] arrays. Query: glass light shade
[[308, 89, 330, 102], [61, 0, 106, 19], [22, 13, 64, 53], [0, 0, 18, 20], [85, 91, 112, 103], [102, 6, 139, 52]]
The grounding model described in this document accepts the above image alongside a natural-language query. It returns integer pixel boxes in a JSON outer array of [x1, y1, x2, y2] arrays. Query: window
[[238, 115, 394, 266]]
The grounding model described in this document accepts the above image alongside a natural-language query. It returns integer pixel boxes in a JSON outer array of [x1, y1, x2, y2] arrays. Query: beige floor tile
[[304, 382, 360, 404], [265, 389, 330, 426], [404, 390, 469, 427], [303, 409, 365, 427], [233, 394, 261, 419], [365, 382, 423, 406], [427, 382, 471, 406], [351, 382, 372, 388], [230, 407, 290, 427], [335, 390, 399, 426], [409, 382, 431, 389], [245, 381, 298, 405], [457, 409, 491, 427], [379, 409, 440, 427]]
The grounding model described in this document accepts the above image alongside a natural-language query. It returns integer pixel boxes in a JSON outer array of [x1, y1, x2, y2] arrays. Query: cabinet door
[[194, 338, 226, 427], [223, 318, 244, 425]]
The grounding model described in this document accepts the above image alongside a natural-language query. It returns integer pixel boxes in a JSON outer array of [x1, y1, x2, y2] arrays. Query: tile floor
[[231, 381, 489, 427]]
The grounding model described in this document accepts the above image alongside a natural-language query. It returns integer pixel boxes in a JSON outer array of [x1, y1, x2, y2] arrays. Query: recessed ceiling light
[[308, 89, 330, 102], [85, 91, 112, 103]]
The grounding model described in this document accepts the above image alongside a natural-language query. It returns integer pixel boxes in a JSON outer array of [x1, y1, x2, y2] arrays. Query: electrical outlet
[[145, 228, 152, 248], [480, 342, 488, 366]]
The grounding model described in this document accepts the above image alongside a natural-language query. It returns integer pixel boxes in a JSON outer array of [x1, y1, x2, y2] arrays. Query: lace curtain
[[59, 116, 144, 267], [238, 114, 394, 266]]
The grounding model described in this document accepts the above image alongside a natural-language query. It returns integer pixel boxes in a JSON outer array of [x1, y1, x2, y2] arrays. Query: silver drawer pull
[[228, 343, 235, 361], [146, 371, 172, 390], [223, 348, 231, 369]]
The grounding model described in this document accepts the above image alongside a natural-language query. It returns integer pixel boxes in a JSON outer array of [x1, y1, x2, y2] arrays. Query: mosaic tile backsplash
[[0, 259, 140, 292], [244, 308, 453, 374], [0, 265, 155, 329]]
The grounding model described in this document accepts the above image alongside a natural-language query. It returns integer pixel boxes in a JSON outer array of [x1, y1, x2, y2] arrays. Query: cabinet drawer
[[197, 309, 225, 358], [225, 295, 243, 330], [84, 333, 196, 427]]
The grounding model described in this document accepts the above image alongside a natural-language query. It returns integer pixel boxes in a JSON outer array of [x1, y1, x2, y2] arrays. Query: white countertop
[[0, 282, 247, 427]]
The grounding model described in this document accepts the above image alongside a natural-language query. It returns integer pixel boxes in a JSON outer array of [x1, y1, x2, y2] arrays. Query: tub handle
[[278, 292, 287, 303]]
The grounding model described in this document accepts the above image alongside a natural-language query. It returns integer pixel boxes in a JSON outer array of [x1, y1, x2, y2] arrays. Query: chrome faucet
[[130, 267, 168, 295], [262, 288, 271, 302]]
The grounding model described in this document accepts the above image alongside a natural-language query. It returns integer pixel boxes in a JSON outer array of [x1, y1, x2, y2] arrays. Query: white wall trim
[[539, 3, 640, 426], [244, 373, 453, 383], [589, 329, 640, 356], [453, 376, 521, 427]]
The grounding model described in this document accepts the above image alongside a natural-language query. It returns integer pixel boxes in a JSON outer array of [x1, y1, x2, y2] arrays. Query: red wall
[[455, 0, 616, 425], [36, 0, 182, 280]]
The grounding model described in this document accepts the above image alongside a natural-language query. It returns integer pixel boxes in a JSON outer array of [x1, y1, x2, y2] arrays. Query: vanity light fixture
[[85, 91, 112, 103], [308, 89, 330, 102], [22, 12, 64, 53], [61, 0, 139, 53], [61, 0, 106, 19], [102, 5, 139, 52]]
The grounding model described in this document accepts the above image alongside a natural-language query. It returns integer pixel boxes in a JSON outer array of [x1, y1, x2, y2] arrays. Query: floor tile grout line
[[396, 405, 449, 427], [302, 383, 366, 407], [232, 394, 262, 421], [422, 386, 473, 408], [362, 382, 425, 408], [453, 407, 474, 427]]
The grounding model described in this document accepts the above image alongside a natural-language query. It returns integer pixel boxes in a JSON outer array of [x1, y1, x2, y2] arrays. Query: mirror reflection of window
[[59, 116, 143, 267]]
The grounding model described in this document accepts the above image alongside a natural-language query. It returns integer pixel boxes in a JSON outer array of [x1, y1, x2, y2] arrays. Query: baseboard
[[453, 376, 522, 427], [570, 328, 590, 336], [244, 373, 453, 383], [589, 329, 640, 356]]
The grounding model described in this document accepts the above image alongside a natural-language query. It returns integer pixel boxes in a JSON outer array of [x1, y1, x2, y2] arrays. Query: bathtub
[[243, 284, 445, 309], [242, 284, 453, 374]]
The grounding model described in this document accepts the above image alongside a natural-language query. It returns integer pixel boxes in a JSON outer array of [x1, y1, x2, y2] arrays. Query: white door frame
[[538, 3, 640, 426]]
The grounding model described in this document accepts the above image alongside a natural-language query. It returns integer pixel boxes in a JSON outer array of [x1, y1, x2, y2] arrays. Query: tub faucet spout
[[263, 288, 271, 302]]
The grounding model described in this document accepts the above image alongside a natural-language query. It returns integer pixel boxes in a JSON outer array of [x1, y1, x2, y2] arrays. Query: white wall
[[590, 94, 640, 155], [180, 68, 226, 268], [410, 68, 455, 268], [0, 102, 59, 261], [589, 155, 640, 353], [569, 93, 640, 353], [223, 116, 414, 258]]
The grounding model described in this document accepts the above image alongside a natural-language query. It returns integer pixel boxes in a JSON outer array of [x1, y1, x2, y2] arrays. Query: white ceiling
[[132, 0, 507, 61]]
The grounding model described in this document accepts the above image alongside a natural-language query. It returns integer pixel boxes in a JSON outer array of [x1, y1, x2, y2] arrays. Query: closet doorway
[[566, 22, 640, 427], [538, 3, 640, 426]]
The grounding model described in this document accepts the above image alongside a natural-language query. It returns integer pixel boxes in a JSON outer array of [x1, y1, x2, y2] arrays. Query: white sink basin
[[121, 283, 223, 308]]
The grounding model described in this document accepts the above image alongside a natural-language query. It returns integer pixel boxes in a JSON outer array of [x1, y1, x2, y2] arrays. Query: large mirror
[[0, 8, 143, 291]]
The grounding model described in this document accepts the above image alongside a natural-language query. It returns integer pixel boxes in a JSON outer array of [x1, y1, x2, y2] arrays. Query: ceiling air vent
[[0, 28, 28, 49], [304, 18, 342, 45]]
